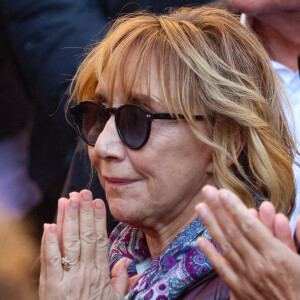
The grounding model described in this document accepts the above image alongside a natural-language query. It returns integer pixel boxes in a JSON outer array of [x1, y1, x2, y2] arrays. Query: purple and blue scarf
[[109, 218, 216, 300]]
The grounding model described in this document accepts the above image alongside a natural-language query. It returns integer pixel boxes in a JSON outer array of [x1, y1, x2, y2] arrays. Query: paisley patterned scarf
[[108, 218, 216, 300]]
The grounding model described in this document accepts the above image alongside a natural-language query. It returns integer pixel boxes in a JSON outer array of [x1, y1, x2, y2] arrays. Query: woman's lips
[[104, 177, 138, 186]]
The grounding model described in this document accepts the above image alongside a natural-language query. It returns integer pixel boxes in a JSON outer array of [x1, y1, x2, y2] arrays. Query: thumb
[[111, 258, 132, 297], [129, 274, 142, 290]]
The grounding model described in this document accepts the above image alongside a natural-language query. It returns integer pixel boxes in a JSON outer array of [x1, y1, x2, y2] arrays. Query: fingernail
[[197, 203, 208, 218], [70, 198, 79, 209], [95, 199, 104, 210], [82, 190, 91, 201], [125, 258, 132, 268], [69, 192, 78, 198], [219, 190, 229, 203]]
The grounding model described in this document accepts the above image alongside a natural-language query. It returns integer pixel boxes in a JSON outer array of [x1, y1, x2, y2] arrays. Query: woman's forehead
[[95, 57, 165, 107]]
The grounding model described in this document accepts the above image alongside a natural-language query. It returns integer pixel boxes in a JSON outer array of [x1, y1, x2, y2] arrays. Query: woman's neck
[[138, 187, 212, 259], [143, 210, 198, 259]]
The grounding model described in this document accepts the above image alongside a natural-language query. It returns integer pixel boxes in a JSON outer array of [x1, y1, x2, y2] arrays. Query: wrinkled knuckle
[[277, 257, 288, 274], [225, 226, 238, 239], [252, 260, 266, 275], [95, 211, 105, 220], [266, 253, 285, 274], [226, 200, 236, 212], [64, 237, 80, 250], [96, 233, 108, 248], [67, 213, 78, 222], [270, 252, 285, 265], [219, 242, 232, 257], [48, 254, 61, 266], [82, 230, 97, 244], [241, 217, 256, 233], [81, 206, 93, 215], [47, 235, 58, 245]]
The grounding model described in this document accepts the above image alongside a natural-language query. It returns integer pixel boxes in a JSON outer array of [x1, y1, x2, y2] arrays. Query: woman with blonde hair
[[40, 6, 296, 299]]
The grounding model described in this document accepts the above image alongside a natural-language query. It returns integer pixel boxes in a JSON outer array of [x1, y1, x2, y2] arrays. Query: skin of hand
[[257, 201, 297, 252], [39, 190, 134, 300], [195, 185, 300, 300]]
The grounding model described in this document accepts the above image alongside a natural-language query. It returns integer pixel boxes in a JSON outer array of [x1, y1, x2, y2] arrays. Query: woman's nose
[[93, 115, 126, 160]]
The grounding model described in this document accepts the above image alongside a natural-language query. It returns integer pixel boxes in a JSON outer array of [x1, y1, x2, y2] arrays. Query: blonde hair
[[68, 6, 296, 217]]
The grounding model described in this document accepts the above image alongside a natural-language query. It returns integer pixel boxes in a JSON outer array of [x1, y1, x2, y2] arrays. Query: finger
[[63, 196, 80, 263], [198, 237, 263, 300], [248, 208, 258, 218], [111, 257, 132, 297], [129, 275, 142, 290], [196, 201, 244, 270], [274, 213, 296, 252], [216, 188, 275, 251], [258, 201, 275, 233], [69, 191, 80, 198], [93, 199, 110, 271], [45, 224, 63, 288], [57, 198, 68, 251], [79, 190, 97, 264], [39, 224, 48, 300], [200, 186, 256, 265], [197, 237, 238, 287], [216, 189, 298, 296]]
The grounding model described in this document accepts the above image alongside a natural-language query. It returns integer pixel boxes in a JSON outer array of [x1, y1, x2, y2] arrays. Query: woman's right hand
[[39, 190, 132, 300], [196, 185, 300, 300]]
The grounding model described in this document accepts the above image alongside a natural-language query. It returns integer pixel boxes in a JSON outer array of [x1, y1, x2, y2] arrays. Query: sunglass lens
[[78, 102, 107, 145], [117, 105, 149, 148]]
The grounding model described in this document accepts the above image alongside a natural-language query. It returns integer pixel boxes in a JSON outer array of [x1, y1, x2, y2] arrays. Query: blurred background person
[[230, 0, 300, 232], [0, 25, 41, 220]]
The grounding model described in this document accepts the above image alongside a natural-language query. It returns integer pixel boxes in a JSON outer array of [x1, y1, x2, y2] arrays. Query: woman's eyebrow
[[93, 92, 108, 103], [92, 92, 159, 107], [131, 93, 158, 105]]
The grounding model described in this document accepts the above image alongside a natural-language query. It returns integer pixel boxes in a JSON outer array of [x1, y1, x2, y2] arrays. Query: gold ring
[[61, 256, 80, 271]]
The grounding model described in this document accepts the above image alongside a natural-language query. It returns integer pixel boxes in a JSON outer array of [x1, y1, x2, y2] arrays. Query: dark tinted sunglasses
[[71, 101, 205, 149]]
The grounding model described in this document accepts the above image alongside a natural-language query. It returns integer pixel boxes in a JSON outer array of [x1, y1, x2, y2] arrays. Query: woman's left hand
[[39, 190, 131, 300], [196, 186, 300, 300]]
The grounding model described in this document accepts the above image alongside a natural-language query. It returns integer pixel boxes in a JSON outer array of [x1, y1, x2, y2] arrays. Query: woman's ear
[[206, 157, 214, 174], [205, 128, 247, 174]]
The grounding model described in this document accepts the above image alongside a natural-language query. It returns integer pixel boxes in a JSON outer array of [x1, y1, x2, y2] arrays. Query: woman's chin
[[109, 202, 143, 226]]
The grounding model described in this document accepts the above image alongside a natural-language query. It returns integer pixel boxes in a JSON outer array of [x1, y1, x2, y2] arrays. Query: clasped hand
[[39, 190, 132, 300]]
